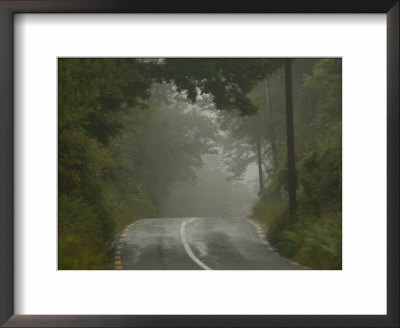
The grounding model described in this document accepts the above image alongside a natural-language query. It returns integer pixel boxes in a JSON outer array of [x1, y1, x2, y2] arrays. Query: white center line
[[180, 218, 212, 270]]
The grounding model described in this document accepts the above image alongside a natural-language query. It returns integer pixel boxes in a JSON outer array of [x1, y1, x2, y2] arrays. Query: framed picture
[[0, 0, 398, 327]]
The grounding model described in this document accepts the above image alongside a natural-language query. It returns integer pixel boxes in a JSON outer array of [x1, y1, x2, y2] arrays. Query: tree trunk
[[256, 132, 265, 196], [264, 78, 278, 167], [284, 59, 297, 219]]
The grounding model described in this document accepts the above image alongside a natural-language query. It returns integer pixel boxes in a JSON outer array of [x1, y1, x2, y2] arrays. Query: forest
[[58, 58, 341, 270]]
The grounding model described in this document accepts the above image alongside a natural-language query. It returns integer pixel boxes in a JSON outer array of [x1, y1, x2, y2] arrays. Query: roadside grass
[[255, 199, 342, 270], [253, 199, 288, 225]]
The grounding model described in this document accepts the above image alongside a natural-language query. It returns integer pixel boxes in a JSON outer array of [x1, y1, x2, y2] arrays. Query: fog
[[160, 153, 259, 218]]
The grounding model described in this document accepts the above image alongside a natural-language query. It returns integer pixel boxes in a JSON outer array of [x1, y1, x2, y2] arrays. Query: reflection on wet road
[[110, 217, 305, 270]]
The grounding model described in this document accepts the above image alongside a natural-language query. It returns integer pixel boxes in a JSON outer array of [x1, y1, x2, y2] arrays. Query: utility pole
[[284, 59, 297, 219]]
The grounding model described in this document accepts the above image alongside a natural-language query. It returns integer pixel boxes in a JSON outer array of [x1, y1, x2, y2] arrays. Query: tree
[[133, 83, 219, 212], [284, 59, 297, 219], [58, 58, 153, 269], [150, 58, 281, 115]]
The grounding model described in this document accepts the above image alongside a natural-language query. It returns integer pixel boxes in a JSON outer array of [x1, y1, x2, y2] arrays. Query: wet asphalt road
[[110, 217, 305, 270]]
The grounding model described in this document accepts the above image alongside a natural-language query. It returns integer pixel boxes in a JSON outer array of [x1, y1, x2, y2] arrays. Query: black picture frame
[[0, 1, 398, 327]]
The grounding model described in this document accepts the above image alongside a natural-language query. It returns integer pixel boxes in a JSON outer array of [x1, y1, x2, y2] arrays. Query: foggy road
[[110, 217, 306, 270]]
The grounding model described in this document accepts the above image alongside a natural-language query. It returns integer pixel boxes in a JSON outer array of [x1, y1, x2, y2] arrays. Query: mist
[[161, 153, 258, 218]]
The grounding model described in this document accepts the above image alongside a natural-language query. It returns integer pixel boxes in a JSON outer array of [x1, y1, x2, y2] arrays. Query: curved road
[[110, 217, 306, 270]]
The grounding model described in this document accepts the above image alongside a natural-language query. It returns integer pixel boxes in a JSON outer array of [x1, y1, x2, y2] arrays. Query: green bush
[[58, 195, 111, 269], [272, 212, 342, 269], [104, 183, 155, 232], [253, 200, 288, 225], [299, 123, 342, 214]]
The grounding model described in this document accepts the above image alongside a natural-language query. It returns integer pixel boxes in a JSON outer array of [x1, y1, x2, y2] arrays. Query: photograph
[[1, 0, 397, 324], [58, 58, 342, 270]]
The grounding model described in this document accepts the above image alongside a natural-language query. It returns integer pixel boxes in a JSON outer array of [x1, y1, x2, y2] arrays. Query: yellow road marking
[[114, 220, 139, 269], [258, 237, 313, 269], [246, 218, 266, 240]]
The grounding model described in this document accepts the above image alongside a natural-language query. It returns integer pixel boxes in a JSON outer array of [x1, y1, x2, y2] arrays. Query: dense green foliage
[[58, 59, 153, 269], [151, 58, 281, 115], [251, 59, 342, 269]]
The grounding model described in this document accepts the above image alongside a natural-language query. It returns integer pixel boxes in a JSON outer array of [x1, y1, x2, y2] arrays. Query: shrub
[[58, 195, 111, 269]]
